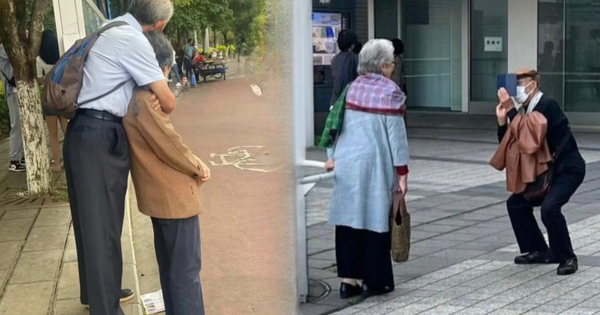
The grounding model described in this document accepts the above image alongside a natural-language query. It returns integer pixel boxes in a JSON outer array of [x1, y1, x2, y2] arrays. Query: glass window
[[470, 0, 508, 103], [538, 0, 600, 113]]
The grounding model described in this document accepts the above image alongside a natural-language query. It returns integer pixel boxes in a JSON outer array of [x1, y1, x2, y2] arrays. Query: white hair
[[357, 39, 395, 75], [129, 0, 174, 25]]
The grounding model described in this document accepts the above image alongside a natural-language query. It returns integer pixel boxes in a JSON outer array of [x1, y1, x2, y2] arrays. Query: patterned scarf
[[345, 73, 406, 116]]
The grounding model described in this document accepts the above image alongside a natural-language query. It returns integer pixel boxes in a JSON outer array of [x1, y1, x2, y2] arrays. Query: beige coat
[[123, 89, 207, 219], [490, 111, 553, 194]]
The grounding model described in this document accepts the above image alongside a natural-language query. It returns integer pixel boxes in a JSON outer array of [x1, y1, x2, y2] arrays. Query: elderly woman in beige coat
[[123, 31, 210, 315]]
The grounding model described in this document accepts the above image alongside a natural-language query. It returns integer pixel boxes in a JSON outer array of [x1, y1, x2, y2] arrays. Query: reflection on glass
[[538, 0, 600, 113], [82, 0, 106, 35], [470, 0, 508, 103], [403, 0, 462, 110]]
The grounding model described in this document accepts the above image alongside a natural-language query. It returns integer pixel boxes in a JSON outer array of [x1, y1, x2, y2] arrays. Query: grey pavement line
[[409, 155, 491, 166]]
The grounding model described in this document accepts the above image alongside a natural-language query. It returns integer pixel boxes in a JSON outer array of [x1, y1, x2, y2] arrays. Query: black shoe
[[8, 161, 26, 172], [84, 289, 135, 308], [514, 251, 556, 265], [20, 157, 25, 165], [557, 257, 578, 276], [361, 282, 393, 300], [339, 283, 361, 299]]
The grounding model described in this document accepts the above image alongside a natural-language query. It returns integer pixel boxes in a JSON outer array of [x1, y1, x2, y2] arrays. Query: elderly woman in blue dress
[[325, 39, 409, 300]]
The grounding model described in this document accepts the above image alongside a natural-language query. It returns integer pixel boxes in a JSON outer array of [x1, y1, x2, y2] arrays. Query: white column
[[507, 0, 538, 71], [292, 0, 313, 304], [368, 0, 375, 39], [461, 0, 469, 113], [53, 0, 86, 54]]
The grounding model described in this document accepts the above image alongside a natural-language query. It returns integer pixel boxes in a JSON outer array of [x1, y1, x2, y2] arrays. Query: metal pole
[[292, 0, 313, 304]]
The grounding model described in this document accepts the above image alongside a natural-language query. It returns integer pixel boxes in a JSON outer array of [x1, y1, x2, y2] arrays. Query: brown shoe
[[84, 289, 135, 308]]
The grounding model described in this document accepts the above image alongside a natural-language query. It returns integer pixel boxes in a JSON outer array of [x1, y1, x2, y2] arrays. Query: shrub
[[228, 44, 236, 53], [216, 45, 227, 53]]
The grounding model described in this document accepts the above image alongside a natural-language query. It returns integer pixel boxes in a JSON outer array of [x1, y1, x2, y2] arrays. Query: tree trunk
[[16, 81, 53, 195]]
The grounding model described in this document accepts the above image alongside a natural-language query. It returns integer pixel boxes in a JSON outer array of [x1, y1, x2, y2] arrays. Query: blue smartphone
[[497, 73, 517, 97]]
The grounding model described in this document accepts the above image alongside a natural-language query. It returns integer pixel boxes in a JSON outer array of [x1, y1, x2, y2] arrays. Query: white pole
[[194, 30, 198, 50], [292, 0, 313, 304]]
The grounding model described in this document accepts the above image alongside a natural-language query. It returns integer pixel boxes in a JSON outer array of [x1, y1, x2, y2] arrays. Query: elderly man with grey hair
[[326, 39, 409, 300], [62, 0, 175, 314]]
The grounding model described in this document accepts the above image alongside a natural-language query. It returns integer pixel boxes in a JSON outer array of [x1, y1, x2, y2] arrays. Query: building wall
[[355, 0, 370, 43], [507, 0, 538, 71]]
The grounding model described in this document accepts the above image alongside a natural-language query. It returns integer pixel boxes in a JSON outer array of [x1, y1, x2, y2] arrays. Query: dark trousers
[[63, 114, 130, 315], [335, 225, 394, 290], [507, 161, 585, 263], [184, 58, 193, 79], [152, 216, 204, 315]]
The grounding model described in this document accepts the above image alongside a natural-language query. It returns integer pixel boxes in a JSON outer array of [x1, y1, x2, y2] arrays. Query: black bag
[[523, 132, 572, 201]]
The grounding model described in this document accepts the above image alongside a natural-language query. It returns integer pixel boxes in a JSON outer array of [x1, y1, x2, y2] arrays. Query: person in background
[[391, 38, 406, 94], [0, 43, 25, 172], [168, 48, 182, 87], [183, 38, 195, 80], [37, 29, 68, 172], [326, 39, 409, 300], [124, 31, 209, 315], [352, 41, 363, 54], [326, 30, 359, 159], [494, 68, 585, 276], [63, 0, 176, 313]]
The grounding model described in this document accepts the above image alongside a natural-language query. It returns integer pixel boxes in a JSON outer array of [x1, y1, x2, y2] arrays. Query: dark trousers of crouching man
[[507, 151, 585, 275]]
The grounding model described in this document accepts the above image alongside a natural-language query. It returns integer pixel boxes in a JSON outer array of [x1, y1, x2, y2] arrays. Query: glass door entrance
[[468, 0, 508, 114], [402, 0, 463, 111]]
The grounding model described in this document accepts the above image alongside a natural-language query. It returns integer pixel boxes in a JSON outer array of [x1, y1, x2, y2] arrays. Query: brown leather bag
[[390, 192, 410, 263], [523, 132, 572, 201]]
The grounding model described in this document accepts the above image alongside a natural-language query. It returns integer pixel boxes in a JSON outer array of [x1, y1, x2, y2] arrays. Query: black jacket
[[329, 51, 358, 107], [497, 95, 585, 170]]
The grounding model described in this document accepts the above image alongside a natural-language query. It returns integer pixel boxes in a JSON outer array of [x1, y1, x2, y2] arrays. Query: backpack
[[42, 21, 129, 118]]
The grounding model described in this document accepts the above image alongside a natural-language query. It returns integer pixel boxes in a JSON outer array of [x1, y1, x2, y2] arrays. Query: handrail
[[299, 172, 335, 184]]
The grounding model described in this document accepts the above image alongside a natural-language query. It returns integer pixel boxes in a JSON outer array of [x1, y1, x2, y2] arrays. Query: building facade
[[311, 0, 600, 137]]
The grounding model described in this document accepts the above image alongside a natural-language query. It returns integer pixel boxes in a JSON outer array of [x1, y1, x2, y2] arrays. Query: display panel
[[312, 12, 343, 66]]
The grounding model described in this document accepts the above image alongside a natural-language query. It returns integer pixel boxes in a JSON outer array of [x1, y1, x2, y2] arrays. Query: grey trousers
[[63, 114, 130, 315], [6, 92, 23, 161], [152, 216, 204, 315]]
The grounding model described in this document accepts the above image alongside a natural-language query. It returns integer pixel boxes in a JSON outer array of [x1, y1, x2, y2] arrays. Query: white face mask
[[515, 81, 534, 103]]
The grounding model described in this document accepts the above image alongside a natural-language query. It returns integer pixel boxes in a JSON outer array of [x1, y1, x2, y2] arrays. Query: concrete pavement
[[300, 113, 600, 315]]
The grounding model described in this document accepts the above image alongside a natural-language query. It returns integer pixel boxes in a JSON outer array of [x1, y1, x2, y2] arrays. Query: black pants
[[507, 158, 585, 263], [335, 225, 394, 290], [152, 216, 204, 315], [184, 58, 193, 79], [64, 115, 130, 315]]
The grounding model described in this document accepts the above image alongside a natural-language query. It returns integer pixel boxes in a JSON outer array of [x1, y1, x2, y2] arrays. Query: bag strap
[[552, 128, 572, 160], [1, 70, 15, 88], [78, 79, 130, 106]]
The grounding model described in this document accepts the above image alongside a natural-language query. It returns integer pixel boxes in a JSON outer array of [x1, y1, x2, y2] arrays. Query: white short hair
[[129, 0, 174, 25], [357, 39, 395, 75]]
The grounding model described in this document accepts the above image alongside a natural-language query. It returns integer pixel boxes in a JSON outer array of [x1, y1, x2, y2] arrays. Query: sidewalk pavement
[[300, 114, 600, 315], [0, 140, 142, 315]]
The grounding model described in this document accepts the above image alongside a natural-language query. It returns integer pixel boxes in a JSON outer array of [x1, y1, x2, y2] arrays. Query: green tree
[[0, 0, 53, 195]]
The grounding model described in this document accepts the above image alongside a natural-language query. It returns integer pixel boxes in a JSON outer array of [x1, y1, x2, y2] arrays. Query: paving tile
[[0, 218, 34, 242], [0, 241, 22, 270], [1, 209, 39, 220], [56, 262, 79, 300], [23, 225, 69, 252], [0, 282, 54, 315], [52, 299, 88, 315], [10, 250, 62, 284], [33, 208, 71, 227]]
